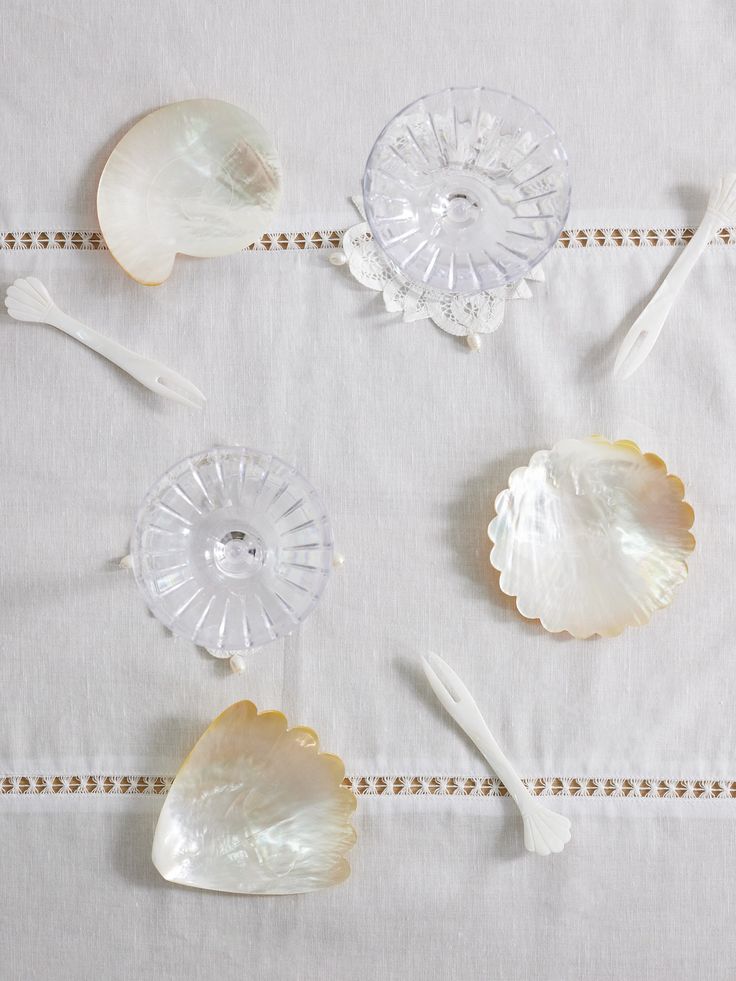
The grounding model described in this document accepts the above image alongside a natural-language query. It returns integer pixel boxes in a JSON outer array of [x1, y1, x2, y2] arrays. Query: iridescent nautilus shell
[[152, 701, 357, 894], [97, 99, 281, 284], [488, 437, 695, 638]]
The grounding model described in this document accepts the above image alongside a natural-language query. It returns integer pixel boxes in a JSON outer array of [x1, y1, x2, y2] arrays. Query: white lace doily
[[332, 196, 545, 348]]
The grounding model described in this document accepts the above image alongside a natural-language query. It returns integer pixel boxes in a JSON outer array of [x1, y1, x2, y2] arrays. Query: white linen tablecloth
[[1, 2, 735, 979]]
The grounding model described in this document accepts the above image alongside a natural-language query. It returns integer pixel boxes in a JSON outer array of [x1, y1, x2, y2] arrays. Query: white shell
[[488, 437, 695, 638], [97, 99, 281, 285], [152, 701, 356, 894]]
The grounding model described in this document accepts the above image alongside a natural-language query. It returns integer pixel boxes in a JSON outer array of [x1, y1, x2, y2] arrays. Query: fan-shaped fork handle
[[421, 652, 571, 855], [5, 277, 205, 408]]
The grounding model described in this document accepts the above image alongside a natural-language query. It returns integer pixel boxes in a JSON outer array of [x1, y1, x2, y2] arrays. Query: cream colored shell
[[488, 437, 695, 638], [97, 99, 281, 285], [152, 701, 356, 894]]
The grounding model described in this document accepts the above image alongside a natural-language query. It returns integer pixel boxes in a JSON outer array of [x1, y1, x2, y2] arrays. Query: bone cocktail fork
[[4, 277, 205, 409], [421, 652, 571, 856], [613, 172, 736, 379]]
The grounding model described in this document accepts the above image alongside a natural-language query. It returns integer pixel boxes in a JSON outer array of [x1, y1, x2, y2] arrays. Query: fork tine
[[612, 321, 645, 377], [421, 652, 489, 737], [149, 380, 203, 410], [163, 373, 206, 401], [153, 373, 207, 409], [616, 350, 645, 380], [425, 652, 474, 704], [614, 325, 658, 379], [421, 654, 460, 717]]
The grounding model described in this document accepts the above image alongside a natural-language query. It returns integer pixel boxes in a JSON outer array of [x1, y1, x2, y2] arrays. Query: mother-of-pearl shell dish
[[97, 99, 281, 284], [488, 437, 695, 638], [152, 701, 357, 894]]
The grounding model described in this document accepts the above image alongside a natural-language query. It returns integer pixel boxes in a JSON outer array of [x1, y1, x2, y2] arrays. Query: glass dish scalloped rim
[[361, 85, 572, 295], [129, 445, 334, 649]]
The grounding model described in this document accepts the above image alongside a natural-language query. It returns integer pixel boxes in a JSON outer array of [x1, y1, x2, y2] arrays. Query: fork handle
[[46, 306, 159, 388], [454, 714, 535, 813], [628, 211, 718, 341]]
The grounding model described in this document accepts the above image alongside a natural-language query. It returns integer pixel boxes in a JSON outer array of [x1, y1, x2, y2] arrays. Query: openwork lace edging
[[0, 230, 342, 252], [2, 227, 736, 253], [2, 775, 735, 799]]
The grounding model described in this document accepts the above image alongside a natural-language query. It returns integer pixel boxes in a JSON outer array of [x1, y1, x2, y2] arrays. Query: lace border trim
[[1, 226, 736, 253], [0, 230, 341, 252], [2, 774, 735, 799]]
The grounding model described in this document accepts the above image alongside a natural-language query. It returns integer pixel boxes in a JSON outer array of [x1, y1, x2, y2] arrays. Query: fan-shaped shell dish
[[152, 701, 357, 894], [97, 99, 281, 285], [488, 437, 695, 638]]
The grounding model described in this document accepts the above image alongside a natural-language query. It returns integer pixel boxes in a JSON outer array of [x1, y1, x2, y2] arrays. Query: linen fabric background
[[1, 2, 735, 979]]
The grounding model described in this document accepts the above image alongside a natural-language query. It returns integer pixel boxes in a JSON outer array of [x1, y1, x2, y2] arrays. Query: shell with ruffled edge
[[487, 437, 695, 638], [152, 701, 356, 894]]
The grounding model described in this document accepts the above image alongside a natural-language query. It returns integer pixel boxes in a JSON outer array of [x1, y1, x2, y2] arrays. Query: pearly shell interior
[[152, 701, 356, 895], [97, 99, 281, 285], [488, 437, 695, 638]]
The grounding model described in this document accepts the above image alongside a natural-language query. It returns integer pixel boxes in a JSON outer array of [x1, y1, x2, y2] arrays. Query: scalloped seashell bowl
[[97, 99, 281, 285], [152, 701, 357, 895], [488, 437, 695, 638]]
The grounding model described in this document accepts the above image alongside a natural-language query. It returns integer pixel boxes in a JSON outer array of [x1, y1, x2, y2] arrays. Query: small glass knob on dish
[[362, 87, 570, 294]]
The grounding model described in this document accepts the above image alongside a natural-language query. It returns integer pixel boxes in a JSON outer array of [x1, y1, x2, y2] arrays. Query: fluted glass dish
[[131, 447, 333, 651], [363, 87, 570, 293]]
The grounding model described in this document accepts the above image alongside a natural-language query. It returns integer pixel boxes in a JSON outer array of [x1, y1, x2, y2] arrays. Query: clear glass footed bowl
[[131, 447, 333, 651], [362, 87, 571, 294]]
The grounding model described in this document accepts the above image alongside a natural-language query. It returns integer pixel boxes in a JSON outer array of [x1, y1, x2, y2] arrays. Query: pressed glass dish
[[363, 87, 570, 293], [131, 447, 333, 651]]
